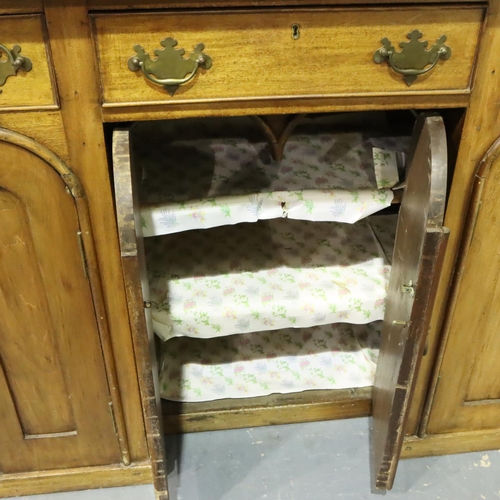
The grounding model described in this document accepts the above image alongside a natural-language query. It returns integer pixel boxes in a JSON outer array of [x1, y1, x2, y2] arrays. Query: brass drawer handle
[[128, 37, 212, 96], [373, 30, 451, 86], [0, 44, 33, 93]]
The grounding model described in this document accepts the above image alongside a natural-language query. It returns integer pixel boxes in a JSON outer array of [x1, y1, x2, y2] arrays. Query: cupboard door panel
[[427, 137, 500, 434], [0, 190, 76, 436], [0, 131, 121, 473], [372, 115, 449, 489]]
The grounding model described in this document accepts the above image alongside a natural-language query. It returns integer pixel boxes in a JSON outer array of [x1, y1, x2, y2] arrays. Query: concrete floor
[[8, 417, 500, 500]]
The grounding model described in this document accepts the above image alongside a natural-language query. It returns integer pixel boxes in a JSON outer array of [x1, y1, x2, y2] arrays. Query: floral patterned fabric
[[137, 131, 406, 236], [159, 321, 382, 402], [146, 217, 395, 341], [373, 147, 402, 189]]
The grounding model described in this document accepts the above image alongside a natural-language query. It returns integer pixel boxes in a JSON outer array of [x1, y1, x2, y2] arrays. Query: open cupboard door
[[372, 115, 450, 489], [113, 129, 169, 500]]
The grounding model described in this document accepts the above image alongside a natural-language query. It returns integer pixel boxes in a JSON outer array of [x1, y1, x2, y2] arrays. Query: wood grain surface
[[113, 129, 169, 500], [372, 115, 449, 489], [0, 0, 43, 14], [0, 111, 69, 161], [92, 7, 483, 107], [402, 427, 500, 459], [44, 0, 149, 464], [101, 92, 471, 122], [163, 388, 372, 434], [87, 0, 486, 9], [426, 136, 500, 434], [0, 128, 121, 473], [0, 461, 152, 499], [0, 0, 497, 491], [407, 0, 500, 442], [0, 15, 57, 110]]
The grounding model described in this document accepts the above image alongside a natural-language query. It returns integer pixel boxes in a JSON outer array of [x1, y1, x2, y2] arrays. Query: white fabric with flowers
[[146, 217, 396, 341], [159, 321, 382, 402], [137, 129, 405, 236]]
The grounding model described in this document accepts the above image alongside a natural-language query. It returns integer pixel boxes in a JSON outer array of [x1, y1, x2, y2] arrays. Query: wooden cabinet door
[[0, 129, 121, 473], [426, 137, 500, 435], [372, 116, 449, 489]]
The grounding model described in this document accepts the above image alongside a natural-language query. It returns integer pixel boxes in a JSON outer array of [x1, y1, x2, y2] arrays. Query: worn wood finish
[[372, 116, 449, 490], [0, 15, 57, 111], [0, 128, 121, 473], [0, 127, 131, 465], [0, 0, 497, 493], [0, 111, 69, 161], [113, 129, 169, 500], [0, 461, 152, 499], [43, 0, 149, 463], [101, 93, 470, 122], [406, 0, 500, 439], [163, 388, 372, 434], [426, 137, 500, 434], [87, 0, 486, 9], [402, 427, 500, 459], [92, 7, 483, 107], [0, 1, 43, 14], [75, 194, 132, 466]]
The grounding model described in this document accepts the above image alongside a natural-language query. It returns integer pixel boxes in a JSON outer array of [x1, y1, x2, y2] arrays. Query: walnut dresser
[[1, 0, 500, 498]]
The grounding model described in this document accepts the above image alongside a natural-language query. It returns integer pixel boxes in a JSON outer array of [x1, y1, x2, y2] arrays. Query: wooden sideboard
[[1, 0, 500, 498]]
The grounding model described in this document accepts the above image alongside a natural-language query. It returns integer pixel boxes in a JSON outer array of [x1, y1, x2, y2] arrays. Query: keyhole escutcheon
[[292, 24, 300, 40]]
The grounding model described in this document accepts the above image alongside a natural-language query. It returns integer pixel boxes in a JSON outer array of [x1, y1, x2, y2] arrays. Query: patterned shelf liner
[[131, 114, 405, 401], [158, 216, 397, 402], [159, 321, 382, 402], [146, 216, 398, 341], [136, 128, 407, 237]]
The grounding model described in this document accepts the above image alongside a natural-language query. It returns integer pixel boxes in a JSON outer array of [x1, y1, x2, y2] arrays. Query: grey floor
[[8, 417, 500, 500]]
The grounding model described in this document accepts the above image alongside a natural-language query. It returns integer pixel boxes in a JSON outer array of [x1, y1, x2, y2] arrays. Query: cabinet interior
[[109, 108, 463, 434]]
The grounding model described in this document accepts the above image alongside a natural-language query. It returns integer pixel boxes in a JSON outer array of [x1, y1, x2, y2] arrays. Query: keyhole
[[292, 24, 300, 40]]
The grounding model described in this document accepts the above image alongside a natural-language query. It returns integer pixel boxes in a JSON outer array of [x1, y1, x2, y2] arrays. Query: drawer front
[[92, 7, 483, 107], [0, 15, 56, 109]]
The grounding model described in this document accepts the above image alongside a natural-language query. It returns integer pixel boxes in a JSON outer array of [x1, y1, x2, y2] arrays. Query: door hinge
[[76, 231, 89, 278]]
